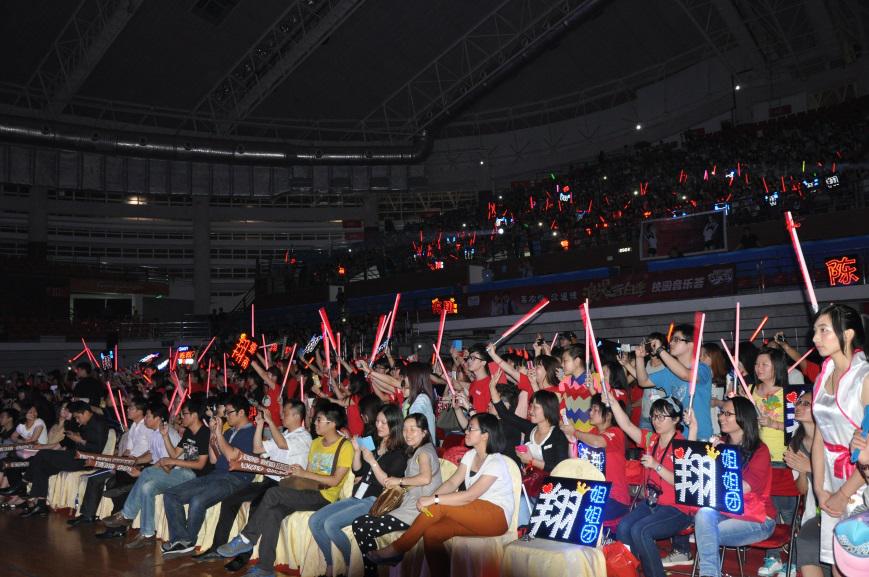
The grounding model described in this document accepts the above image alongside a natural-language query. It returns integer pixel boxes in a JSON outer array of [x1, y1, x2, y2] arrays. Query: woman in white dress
[[805, 304, 869, 576]]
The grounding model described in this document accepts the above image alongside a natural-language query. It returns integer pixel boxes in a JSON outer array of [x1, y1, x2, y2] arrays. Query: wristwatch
[[434, 495, 440, 504], [655, 463, 663, 473]]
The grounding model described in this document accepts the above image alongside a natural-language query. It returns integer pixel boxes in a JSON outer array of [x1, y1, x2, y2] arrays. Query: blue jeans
[[694, 507, 776, 577], [308, 496, 376, 566], [121, 466, 195, 537], [162, 472, 249, 544], [616, 503, 692, 577]]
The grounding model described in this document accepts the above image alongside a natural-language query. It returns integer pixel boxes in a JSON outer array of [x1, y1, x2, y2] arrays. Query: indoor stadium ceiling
[[0, 0, 866, 145]]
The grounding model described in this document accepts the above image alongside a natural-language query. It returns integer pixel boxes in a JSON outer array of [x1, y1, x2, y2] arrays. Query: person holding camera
[[608, 394, 693, 577]]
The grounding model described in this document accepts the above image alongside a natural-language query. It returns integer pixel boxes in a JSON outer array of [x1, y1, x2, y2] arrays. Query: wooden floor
[[0, 507, 295, 577]]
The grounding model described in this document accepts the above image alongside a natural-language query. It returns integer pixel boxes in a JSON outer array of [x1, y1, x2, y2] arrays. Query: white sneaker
[[661, 550, 693, 567], [757, 557, 783, 577]]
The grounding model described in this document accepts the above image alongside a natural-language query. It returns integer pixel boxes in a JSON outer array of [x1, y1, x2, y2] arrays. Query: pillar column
[[192, 196, 211, 315]]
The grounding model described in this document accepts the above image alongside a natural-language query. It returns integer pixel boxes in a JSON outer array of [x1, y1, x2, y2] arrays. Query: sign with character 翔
[[528, 476, 611, 545], [673, 440, 744, 514], [576, 442, 606, 474]]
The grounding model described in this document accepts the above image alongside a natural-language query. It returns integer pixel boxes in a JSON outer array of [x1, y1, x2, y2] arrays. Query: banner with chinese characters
[[784, 385, 811, 446], [823, 254, 860, 287], [231, 334, 258, 370], [576, 443, 606, 474], [528, 476, 611, 545], [463, 266, 734, 316], [673, 440, 743, 514]]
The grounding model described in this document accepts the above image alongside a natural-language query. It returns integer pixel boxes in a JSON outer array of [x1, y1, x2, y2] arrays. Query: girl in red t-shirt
[[608, 395, 693, 577], [572, 394, 630, 520], [690, 397, 776, 577]]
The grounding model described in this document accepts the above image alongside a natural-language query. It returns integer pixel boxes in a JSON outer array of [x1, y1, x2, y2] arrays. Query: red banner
[[463, 266, 735, 316]]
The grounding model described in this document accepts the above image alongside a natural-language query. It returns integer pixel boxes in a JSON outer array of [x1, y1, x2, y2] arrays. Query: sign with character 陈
[[528, 476, 611, 545], [576, 443, 606, 474], [784, 385, 810, 446], [673, 440, 743, 514]]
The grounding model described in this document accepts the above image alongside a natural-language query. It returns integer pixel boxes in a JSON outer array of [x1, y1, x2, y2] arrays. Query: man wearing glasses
[[634, 324, 714, 440], [456, 344, 492, 414], [160, 395, 256, 558]]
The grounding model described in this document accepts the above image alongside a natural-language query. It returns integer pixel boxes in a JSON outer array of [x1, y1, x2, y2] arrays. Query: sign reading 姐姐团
[[673, 440, 744, 514]]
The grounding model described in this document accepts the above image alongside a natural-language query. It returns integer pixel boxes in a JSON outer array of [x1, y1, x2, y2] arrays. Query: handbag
[[279, 438, 347, 491], [521, 466, 549, 498], [369, 485, 406, 517], [435, 400, 461, 432]]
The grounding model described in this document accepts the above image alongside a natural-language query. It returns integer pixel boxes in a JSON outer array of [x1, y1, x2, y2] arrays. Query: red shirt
[[469, 376, 491, 413], [263, 385, 282, 424], [517, 373, 534, 398], [730, 442, 775, 523], [587, 426, 629, 505], [638, 429, 692, 514], [346, 397, 364, 437]]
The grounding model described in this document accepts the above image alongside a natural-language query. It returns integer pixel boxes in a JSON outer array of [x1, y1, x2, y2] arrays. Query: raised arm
[[605, 393, 642, 445], [486, 344, 521, 382]]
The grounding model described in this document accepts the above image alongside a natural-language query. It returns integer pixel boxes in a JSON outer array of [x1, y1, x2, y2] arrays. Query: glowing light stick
[[69, 348, 87, 363], [386, 293, 401, 342], [105, 381, 124, 431], [788, 347, 815, 373], [720, 339, 757, 409], [197, 336, 216, 364], [279, 343, 297, 401], [785, 211, 818, 314], [336, 332, 342, 384], [368, 314, 387, 366], [82, 338, 98, 367], [687, 312, 706, 412], [318, 307, 338, 352], [581, 301, 609, 401], [432, 345, 456, 397], [250, 303, 255, 336], [434, 308, 447, 357], [117, 389, 128, 430], [206, 358, 212, 396], [733, 302, 740, 388], [749, 316, 768, 343], [666, 322, 675, 344], [114, 344, 118, 372], [550, 332, 559, 351], [261, 334, 269, 369], [493, 298, 551, 347], [322, 322, 331, 392]]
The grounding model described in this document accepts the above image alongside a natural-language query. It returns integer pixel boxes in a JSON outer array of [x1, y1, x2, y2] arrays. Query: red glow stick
[[206, 358, 212, 396], [368, 314, 387, 366], [434, 308, 447, 357], [733, 303, 740, 396], [82, 338, 98, 367], [318, 308, 338, 352], [582, 302, 609, 401], [251, 303, 255, 337], [583, 299, 590, 371], [550, 332, 559, 351], [69, 348, 87, 363], [433, 345, 456, 396], [167, 372, 182, 416], [493, 298, 551, 346], [117, 389, 128, 430], [223, 353, 228, 391], [336, 332, 342, 384], [386, 293, 401, 341], [168, 346, 174, 373], [749, 316, 769, 343], [785, 211, 818, 314], [666, 322, 675, 344], [114, 344, 118, 372], [720, 339, 757, 409], [105, 381, 124, 431], [687, 312, 706, 411], [262, 334, 269, 369], [322, 322, 331, 392], [788, 347, 816, 373], [279, 343, 297, 400], [197, 336, 216, 364]]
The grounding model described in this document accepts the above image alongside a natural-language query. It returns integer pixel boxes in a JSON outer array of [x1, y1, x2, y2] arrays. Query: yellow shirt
[[753, 388, 785, 462], [308, 437, 354, 503]]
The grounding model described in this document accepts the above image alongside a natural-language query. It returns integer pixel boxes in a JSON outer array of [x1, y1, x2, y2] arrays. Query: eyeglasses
[[465, 427, 481, 433], [468, 355, 485, 362], [225, 409, 239, 416], [651, 414, 672, 422], [795, 400, 812, 408], [719, 410, 736, 418], [669, 337, 690, 343], [315, 417, 332, 424]]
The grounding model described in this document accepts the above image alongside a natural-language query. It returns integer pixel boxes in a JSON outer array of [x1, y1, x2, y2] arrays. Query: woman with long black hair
[[690, 396, 777, 577]]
